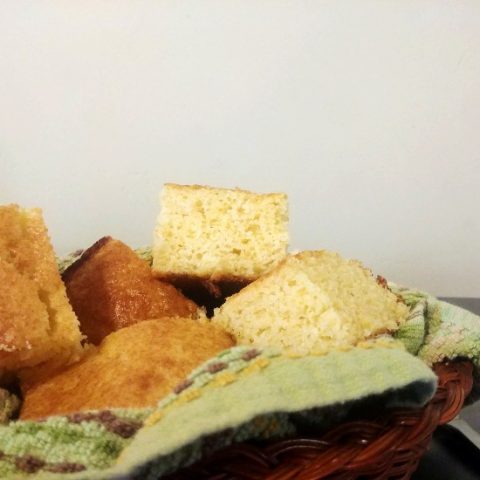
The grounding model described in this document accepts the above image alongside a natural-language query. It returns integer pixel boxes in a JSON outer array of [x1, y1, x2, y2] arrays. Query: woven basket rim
[[166, 359, 474, 480]]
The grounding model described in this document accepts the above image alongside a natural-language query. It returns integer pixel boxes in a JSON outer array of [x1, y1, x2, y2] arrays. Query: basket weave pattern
[[168, 361, 473, 480]]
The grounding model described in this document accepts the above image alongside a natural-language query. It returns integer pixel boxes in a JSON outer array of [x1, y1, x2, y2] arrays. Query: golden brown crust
[[62, 236, 112, 283], [63, 237, 203, 344], [20, 318, 235, 419], [0, 205, 83, 373], [163, 183, 287, 199]]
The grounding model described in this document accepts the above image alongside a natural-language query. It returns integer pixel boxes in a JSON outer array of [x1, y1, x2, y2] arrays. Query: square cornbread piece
[[152, 184, 289, 284], [212, 250, 410, 355], [0, 205, 83, 374], [20, 317, 234, 419], [63, 237, 205, 345]]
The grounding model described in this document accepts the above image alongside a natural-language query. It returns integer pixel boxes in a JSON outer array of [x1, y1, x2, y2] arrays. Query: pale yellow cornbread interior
[[213, 250, 409, 355], [152, 184, 289, 280]]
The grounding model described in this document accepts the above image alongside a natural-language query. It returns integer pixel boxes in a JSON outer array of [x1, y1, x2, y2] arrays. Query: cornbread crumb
[[213, 250, 409, 355], [152, 184, 289, 282], [0, 205, 83, 373]]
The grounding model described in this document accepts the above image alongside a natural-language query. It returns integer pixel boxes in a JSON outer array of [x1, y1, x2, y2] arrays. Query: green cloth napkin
[[0, 345, 435, 480], [0, 279, 479, 479], [393, 284, 480, 401]]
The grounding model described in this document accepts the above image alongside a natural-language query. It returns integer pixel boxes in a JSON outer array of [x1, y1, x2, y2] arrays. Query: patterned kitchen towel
[[0, 344, 436, 479], [393, 285, 480, 401]]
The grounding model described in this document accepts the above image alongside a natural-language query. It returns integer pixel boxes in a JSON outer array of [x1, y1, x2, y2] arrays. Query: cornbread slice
[[212, 250, 409, 355], [0, 205, 83, 373], [63, 237, 205, 344], [152, 184, 289, 283], [20, 318, 234, 419]]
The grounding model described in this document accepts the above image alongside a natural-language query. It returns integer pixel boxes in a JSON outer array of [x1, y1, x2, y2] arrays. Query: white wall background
[[1, 1, 479, 296]]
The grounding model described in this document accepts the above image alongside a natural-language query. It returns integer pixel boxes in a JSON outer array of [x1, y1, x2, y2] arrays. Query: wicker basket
[[167, 360, 473, 480]]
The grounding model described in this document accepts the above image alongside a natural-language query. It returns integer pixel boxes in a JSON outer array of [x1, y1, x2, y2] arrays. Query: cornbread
[[152, 184, 289, 283], [213, 250, 409, 355], [20, 318, 234, 419], [0, 205, 83, 373], [63, 237, 204, 345]]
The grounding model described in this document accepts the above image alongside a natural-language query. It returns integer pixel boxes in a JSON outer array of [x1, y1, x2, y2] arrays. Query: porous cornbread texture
[[20, 318, 234, 419], [63, 237, 204, 345], [213, 250, 409, 355], [152, 184, 289, 282], [0, 205, 83, 373]]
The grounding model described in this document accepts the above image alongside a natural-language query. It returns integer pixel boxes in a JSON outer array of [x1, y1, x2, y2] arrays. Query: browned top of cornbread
[[20, 317, 234, 419], [63, 236, 204, 344]]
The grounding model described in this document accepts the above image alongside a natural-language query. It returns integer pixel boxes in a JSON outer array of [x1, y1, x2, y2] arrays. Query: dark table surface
[[411, 297, 480, 480]]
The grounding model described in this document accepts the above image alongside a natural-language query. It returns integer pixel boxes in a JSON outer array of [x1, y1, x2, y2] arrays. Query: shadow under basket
[[167, 360, 473, 480]]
